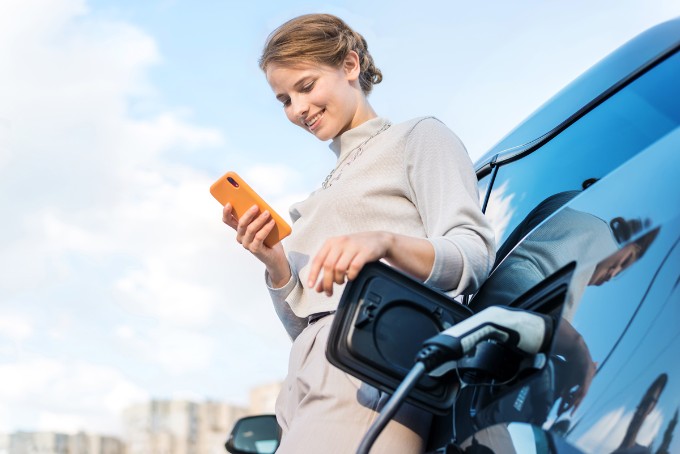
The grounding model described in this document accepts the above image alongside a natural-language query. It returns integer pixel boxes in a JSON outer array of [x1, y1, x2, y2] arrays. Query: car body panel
[[479, 41, 680, 255], [475, 17, 680, 175], [461, 97, 680, 454]]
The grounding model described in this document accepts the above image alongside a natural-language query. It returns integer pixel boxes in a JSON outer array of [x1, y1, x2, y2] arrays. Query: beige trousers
[[275, 314, 432, 454]]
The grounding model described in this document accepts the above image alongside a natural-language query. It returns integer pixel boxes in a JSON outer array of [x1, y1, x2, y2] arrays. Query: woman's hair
[[259, 14, 382, 95], [610, 216, 660, 259]]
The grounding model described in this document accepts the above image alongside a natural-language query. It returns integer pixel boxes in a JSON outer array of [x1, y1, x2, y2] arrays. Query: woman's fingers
[[220, 203, 288, 278], [320, 250, 341, 296], [309, 233, 390, 295], [334, 250, 359, 284], [346, 259, 364, 281], [252, 218, 276, 245], [307, 243, 328, 289], [308, 242, 342, 295], [236, 204, 259, 228], [309, 239, 364, 296], [310, 244, 338, 295], [222, 203, 238, 229], [241, 209, 272, 249], [235, 205, 261, 242]]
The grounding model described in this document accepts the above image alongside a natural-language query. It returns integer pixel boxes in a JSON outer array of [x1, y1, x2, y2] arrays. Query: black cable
[[356, 361, 427, 454]]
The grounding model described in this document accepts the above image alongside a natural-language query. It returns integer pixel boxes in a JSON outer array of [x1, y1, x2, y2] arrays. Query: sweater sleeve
[[264, 264, 307, 340], [404, 117, 495, 295]]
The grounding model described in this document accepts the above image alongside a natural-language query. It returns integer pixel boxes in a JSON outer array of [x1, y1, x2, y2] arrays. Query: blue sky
[[1, 0, 679, 436]]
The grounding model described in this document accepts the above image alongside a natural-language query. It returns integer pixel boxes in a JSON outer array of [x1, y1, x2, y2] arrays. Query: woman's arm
[[223, 202, 291, 286], [404, 118, 495, 294], [307, 118, 495, 296], [223, 202, 307, 339], [307, 231, 434, 296]]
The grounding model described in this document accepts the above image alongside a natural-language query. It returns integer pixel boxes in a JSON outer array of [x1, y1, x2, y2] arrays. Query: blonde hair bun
[[259, 14, 383, 95]]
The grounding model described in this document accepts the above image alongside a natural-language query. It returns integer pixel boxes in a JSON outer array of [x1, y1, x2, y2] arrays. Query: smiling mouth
[[305, 110, 325, 128]]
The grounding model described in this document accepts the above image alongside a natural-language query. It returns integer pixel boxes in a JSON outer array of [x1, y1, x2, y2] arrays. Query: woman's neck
[[347, 98, 378, 132]]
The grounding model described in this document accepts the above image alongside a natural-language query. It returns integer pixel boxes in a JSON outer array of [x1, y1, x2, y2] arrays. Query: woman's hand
[[307, 231, 435, 296], [307, 232, 392, 296], [557, 357, 597, 416], [553, 320, 598, 416], [223, 203, 290, 288]]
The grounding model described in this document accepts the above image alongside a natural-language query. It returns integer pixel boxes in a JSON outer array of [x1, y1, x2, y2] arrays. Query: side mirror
[[225, 415, 281, 454]]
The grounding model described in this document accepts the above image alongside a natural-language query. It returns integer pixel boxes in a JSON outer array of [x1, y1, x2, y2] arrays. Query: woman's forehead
[[266, 62, 336, 87], [267, 61, 327, 77]]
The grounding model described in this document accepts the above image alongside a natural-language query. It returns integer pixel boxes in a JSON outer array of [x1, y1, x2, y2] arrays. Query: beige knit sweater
[[266, 116, 495, 339]]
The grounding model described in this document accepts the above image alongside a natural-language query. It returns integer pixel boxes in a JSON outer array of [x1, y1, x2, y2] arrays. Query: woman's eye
[[282, 98, 291, 107], [301, 82, 315, 93]]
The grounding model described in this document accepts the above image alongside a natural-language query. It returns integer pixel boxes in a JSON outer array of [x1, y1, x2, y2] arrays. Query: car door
[[460, 127, 680, 453], [456, 46, 680, 454], [477, 48, 680, 260]]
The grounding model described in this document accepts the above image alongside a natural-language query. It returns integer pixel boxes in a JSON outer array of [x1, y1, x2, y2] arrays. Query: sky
[[1, 0, 679, 437]]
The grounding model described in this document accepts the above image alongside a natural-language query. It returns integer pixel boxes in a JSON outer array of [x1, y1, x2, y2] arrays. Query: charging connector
[[355, 306, 553, 454]]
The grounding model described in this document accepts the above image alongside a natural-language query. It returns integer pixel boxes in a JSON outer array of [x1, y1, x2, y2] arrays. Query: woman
[[222, 13, 495, 453]]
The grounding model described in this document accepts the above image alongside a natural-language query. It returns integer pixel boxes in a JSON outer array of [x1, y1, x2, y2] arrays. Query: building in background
[[0, 382, 282, 454], [69, 433, 126, 454], [122, 400, 249, 454], [248, 382, 281, 415], [0, 431, 124, 454]]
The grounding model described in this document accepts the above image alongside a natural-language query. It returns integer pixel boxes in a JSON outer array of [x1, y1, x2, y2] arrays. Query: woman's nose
[[291, 97, 308, 121]]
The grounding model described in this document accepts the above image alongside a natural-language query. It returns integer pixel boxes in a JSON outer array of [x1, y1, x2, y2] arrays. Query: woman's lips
[[306, 110, 325, 131]]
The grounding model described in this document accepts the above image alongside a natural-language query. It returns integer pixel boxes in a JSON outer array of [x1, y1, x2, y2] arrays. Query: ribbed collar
[[329, 117, 390, 161]]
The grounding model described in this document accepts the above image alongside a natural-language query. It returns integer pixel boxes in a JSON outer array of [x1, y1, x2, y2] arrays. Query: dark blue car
[[446, 15, 680, 453]]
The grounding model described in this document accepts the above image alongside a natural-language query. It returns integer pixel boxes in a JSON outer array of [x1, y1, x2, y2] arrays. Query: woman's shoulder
[[395, 115, 443, 129], [389, 116, 464, 149], [390, 116, 456, 137]]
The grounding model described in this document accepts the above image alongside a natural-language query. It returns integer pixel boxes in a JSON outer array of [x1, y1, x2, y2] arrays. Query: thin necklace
[[322, 121, 392, 189]]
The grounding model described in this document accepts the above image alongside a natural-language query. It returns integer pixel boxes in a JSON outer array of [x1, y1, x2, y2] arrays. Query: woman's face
[[265, 55, 366, 141], [588, 243, 641, 286]]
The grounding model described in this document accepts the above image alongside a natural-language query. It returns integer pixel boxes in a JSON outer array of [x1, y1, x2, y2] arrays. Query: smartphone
[[210, 171, 292, 247]]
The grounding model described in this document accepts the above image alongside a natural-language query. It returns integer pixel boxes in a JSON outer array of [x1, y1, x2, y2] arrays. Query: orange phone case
[[210, 171, 292, 247]]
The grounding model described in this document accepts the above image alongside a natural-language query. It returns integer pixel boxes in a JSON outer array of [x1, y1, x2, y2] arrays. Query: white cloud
[[114, 325, 135, 341], [37, 412, 88, 434], [0, 312, 33, 342], [143, 328, 216, 375], [0, 359, 149, 435], [0, 359, 63, 400], [576, 406, 664, 453], [0, 119, 10, 170], [0, 0, 225, 296], [116, 258, 219, 326], [243, 165, 301, 197], [237, 164, 309, 221], [0, 0, 285, 436], [0, 407, 8, 434], [483, 180, 515, 247]]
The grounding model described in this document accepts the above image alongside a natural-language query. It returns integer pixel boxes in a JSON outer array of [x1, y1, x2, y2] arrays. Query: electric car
[[225, 17, 680, 454]]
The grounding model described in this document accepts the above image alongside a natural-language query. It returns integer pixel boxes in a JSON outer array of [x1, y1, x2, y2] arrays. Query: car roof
[[475, 17, 680, 174]]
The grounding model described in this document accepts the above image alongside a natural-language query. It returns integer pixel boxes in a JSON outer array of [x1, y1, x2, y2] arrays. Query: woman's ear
[[343, 50, 361, 81]]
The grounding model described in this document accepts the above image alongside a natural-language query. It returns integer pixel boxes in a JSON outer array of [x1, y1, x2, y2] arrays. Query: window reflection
[[459, 422, 557, 453], [462, 37, 680, 454], [484, 51, 680, 251], [473, 194, 658, 321], [575, 374, 670, 453], [612, 374, 668, 453], [477, 172, 492, 211], [467, 194, 663, 450], [481, 180, 516, 247]]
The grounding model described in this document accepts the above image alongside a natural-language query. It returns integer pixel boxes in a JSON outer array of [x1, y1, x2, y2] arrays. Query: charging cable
[[355, 306, 553, 454]]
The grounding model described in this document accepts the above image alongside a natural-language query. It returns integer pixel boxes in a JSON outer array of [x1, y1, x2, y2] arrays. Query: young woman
[[222, 13, 495, 453]]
